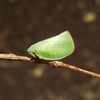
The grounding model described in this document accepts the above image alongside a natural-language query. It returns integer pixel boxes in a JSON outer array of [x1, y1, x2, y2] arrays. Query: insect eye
[[29, 50, 33, 54]]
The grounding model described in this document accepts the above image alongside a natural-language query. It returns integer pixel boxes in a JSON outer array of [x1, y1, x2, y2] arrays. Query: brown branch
[[49, 61, 100, 78], [0, 53, 32, 62], [0, 53, 100, 78]]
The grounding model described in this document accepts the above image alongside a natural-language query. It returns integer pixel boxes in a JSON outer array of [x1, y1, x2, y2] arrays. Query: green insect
[[27, 31, 75, 60]]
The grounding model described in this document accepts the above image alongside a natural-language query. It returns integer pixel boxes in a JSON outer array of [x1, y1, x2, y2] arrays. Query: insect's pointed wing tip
[[64, 30, 75, 51], [65, 30, 71, 34], [60, 30, 73, 37], [65, 30, 70, 32], [60, 30, 71, 34]]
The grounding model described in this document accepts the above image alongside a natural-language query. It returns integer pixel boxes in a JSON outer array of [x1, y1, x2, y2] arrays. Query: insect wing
[[27, 31, 75, 60]]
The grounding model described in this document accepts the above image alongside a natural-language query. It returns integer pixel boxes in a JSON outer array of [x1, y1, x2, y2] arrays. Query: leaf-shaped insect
[[27, 31, 75, 60]]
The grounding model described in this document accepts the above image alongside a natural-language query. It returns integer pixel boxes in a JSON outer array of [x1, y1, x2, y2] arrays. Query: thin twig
[[49, 61, 100, 78], [0, 53, 100, 78], [0, 53, 32, 62]]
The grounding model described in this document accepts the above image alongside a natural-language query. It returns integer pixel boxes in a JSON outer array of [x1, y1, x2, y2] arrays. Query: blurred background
[[0, 0, 100, 100]]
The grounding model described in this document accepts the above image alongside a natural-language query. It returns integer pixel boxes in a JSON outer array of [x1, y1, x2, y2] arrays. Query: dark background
[[0, 0, 100, 100]]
